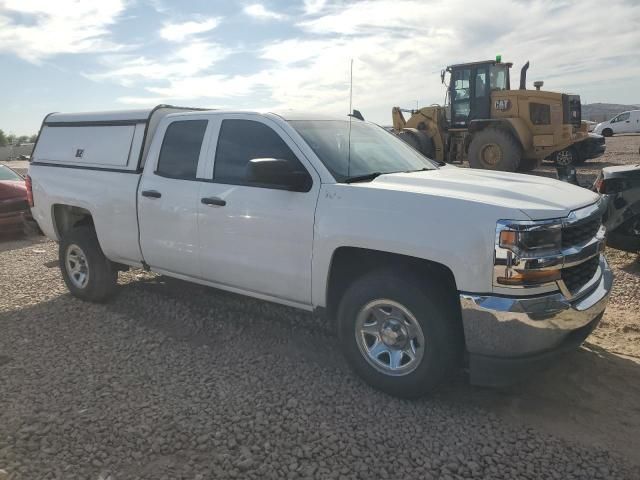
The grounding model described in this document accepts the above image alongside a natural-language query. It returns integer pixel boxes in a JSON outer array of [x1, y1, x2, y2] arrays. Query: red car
[[0, 164, 31, 235]]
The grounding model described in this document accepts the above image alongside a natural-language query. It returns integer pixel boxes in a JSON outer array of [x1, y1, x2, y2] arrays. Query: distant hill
[[582, 103, 639, 122]]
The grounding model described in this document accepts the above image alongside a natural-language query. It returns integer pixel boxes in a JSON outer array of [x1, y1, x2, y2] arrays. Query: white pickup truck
[[28, 106, 612, 397]]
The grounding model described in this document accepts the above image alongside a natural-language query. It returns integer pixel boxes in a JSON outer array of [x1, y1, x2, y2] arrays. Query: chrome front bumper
[[460, 255, 612, 385]]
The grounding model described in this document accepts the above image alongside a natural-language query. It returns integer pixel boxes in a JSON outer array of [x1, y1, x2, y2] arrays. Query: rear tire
[[602, 128, 613, 137], [337, 269, 460, 398], [59, 226, 118, 303], [468, 128, 521, 171]]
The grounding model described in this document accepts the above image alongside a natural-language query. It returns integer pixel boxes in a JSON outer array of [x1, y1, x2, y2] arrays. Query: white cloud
[[0, 0, 126, 62], [160, 18, 220, 42], [105, 0, 639, 123], [303, 0, 327, 15], [243, 3, 286, 20], [88, 41, 231, 87]]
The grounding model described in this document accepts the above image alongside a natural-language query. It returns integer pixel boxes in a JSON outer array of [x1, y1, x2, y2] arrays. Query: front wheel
[[467, 128, 521, 171], [337, 269, 460, 398], [59, 226, 118, 302], [601, 128, 613, 137], [554, 147, 578, 166]]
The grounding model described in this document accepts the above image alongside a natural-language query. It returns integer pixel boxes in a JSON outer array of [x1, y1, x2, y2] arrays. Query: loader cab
[[446, 60, 512, 127]]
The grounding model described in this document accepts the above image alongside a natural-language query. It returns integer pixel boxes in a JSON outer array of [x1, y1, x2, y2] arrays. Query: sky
[[0, 0, 639, 135]]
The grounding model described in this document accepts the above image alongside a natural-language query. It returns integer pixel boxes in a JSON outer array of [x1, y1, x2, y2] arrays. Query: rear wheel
[[468, 128, 521, 171], [59, 226, 118, 302], [337, 269, 460, 398], [602, 128, 613, 137]]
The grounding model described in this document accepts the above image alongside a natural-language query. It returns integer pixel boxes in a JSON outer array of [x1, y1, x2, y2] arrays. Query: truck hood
[[357, 167, 599, 219]]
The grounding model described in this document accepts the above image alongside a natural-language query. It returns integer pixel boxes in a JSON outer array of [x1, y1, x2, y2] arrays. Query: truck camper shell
[[32, 105, 208, 172]]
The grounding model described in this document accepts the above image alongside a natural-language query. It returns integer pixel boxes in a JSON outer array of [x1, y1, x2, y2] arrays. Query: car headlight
[[494, 220, 562, 287]]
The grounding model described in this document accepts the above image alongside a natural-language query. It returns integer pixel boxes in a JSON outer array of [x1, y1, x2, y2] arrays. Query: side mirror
[[246, 158, 312, 192]]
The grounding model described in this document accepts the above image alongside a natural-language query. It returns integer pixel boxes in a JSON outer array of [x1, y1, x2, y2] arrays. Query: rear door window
[[156, 120, 208, 180]]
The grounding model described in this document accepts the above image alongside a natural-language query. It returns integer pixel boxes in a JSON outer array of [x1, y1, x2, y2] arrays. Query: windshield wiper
[[343, 172, 384, 183]]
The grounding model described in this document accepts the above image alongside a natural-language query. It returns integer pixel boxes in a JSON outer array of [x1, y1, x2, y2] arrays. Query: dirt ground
[[0, 136, 639, 478]]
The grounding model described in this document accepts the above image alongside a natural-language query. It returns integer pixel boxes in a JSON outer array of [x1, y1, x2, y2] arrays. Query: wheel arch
[[52, 204, 95, 240], [324, 247, 462, 332]]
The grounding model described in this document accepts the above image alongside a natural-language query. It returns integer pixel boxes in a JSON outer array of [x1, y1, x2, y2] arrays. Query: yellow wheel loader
[[392, 58, 605, 172]]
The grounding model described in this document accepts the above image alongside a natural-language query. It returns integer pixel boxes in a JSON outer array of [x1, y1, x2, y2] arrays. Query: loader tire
[[468, 128, 521, 171], [518, 158, 540, 172], [397, 129, 435, 159]]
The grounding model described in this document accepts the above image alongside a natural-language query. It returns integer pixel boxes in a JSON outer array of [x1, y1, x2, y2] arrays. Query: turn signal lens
[[499, 231, 517, 249], [25, 175, 34, 207], [497, 269, 561, 286]]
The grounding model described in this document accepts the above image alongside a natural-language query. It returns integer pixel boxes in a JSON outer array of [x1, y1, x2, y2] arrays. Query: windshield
[[490, 65, 509, 91], [0, 165, 22, 181], [289, 120, 437, 182]]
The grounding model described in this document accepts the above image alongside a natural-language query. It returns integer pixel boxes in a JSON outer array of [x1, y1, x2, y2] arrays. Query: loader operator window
[[156, 120, 207, 180], [490, 65, 508, 91], [451, 68, 471, 126]]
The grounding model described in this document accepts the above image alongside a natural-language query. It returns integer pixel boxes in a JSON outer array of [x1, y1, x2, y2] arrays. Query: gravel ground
[[1, 239, 639, 480], [1, 136, 639, 479]]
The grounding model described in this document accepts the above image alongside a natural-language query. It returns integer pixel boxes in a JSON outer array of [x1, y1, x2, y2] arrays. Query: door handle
[[201, 196, 226, 207], [141, 190, 162, 198]]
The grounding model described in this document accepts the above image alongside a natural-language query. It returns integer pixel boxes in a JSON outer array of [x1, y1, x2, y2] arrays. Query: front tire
[[59, 226, 118, 302], [601, 128, 613, 137], [468, 128, 521, 171], [337, 269, 460, 398], [554, 147, 578, 166]]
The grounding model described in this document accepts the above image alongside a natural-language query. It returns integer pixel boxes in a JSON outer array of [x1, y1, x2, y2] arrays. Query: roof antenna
[[347, 58, 353, 177]]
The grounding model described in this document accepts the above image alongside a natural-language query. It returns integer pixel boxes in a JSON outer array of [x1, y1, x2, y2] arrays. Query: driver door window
[[214, 119, 310, 188]]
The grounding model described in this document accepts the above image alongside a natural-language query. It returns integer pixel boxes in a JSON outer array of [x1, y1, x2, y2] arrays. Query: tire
[[517, 158, 540, 172], [59, 226, 118, 302], [337, 269, 460, 398], [397, 129, 435, 158], [467, 128, 521, 171], [554, 147, 577, 167], [606, 216, 640, 253], [602, 128, 613, 137]]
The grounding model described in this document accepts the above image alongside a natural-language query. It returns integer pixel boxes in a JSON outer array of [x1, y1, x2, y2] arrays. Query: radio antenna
[[347, 58, 353, 177]]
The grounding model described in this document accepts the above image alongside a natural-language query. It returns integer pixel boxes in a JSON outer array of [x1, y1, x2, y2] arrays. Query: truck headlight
[[495, 220, 562, 287], [499, 225, 561, 255]]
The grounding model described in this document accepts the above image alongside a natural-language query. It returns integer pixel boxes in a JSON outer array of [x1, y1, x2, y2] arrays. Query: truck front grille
[[561, 255, 599, 294], [562, 217, 601, 249]]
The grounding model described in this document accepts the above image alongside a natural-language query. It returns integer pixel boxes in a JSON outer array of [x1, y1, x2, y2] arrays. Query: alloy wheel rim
[[354, 299, 425, 376], [65, 244, 90, 289], [556, 149, 574, 166]]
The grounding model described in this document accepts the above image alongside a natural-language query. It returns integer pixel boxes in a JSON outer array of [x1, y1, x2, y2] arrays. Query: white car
[[27, 106, 612, 397], [594, 110, 640, 137]]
